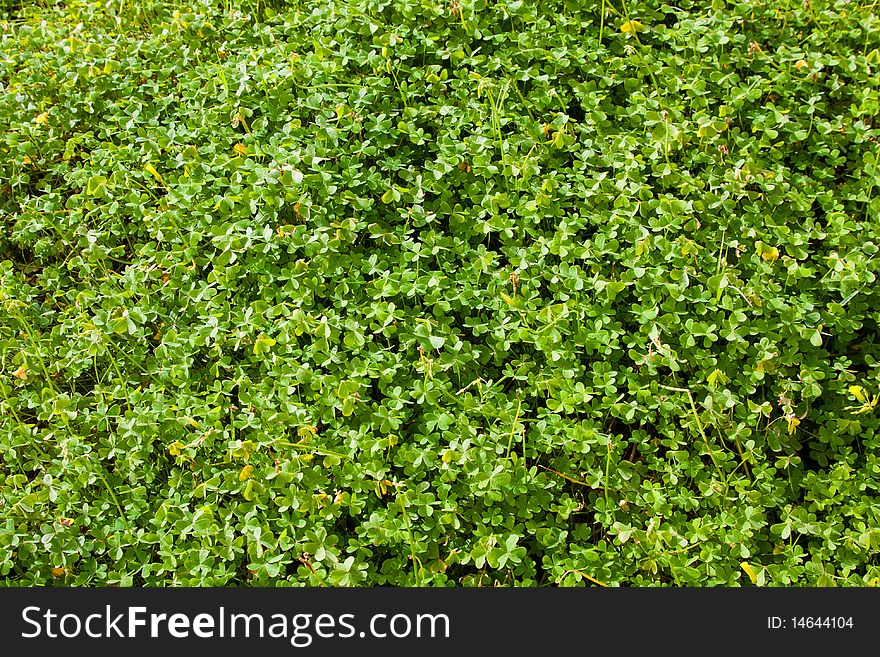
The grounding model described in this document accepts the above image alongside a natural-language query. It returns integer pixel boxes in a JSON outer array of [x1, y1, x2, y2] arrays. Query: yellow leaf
[[849, 385, 866, 403], [12, 365, 27, 381], [428, 559, 448, 574], [238, 465, 253, 481], [707, 368, 726, 387], [35, 111, 49, 125], [620, 20, 645, 33], [740, 562, 758, 585], [144, 162, 166, 187]]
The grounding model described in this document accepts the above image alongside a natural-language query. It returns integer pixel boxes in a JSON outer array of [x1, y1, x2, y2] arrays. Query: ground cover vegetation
[[2, 0, 880, 586]]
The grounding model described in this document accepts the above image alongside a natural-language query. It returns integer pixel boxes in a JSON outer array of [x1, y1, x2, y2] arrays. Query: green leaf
[[192, 507, 214, 532], [86, 175, 107, 196], [243, 480, 255, 501], [605, 281, 627, 302], [253, 334, 276, 355]]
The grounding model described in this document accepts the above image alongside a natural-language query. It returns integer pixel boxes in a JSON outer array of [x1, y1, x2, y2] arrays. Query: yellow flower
[[620, 20, 645, 33], [761, 246, 779, 262], [297, 425, 318, 440], [849, 385, 866, 402], [233, 142, 247, 157], [786, 414, 800, 435], [12, 365, 27, 380], [756, 242, 780, 262], [35, 111, 49, 125], [795, 59, 809, 71]]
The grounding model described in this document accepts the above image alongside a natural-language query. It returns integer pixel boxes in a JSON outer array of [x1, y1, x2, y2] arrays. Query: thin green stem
[[0, 367, 36, 443], [659, 385, 728, 494], [505, 394, 523, 461], [604, 441, 611, 510], [93, 466, 130, 529], [6, 304, 60, 394], [398, 493, 422, 586], [272, 439, 346, 459]]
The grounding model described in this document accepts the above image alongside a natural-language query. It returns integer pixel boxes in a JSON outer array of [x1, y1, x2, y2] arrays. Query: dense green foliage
[[2, 0, 880, 586]]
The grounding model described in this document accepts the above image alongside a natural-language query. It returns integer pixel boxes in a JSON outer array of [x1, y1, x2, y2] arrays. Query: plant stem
[[93, 465, 130, 529], [561, 568, 609, 587], [505, 394, 523, 460], [604, 441, 612, 510], [398, 493, 422, 586], [658, 385, 728, 494], [272, 439, 346, 459]]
